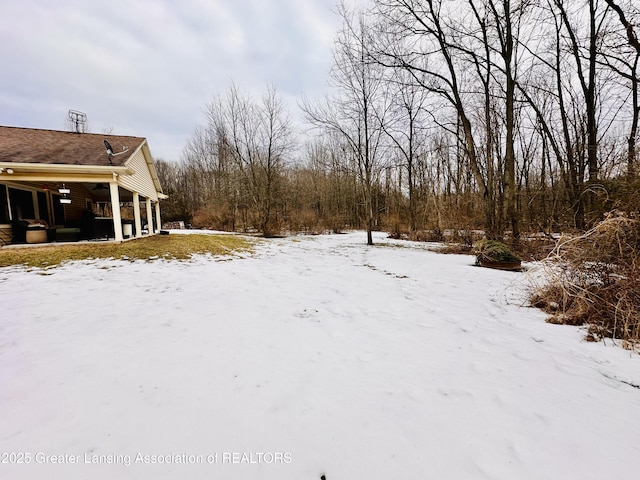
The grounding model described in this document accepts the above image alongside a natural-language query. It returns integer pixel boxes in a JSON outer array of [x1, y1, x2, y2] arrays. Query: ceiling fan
[[93, 183, 109, 191]]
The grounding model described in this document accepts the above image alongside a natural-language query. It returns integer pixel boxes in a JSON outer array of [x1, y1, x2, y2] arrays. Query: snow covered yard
[[1, 231, 639, 480]]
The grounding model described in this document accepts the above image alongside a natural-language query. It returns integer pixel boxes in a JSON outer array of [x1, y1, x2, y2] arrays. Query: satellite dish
[[103, 139, 128, 161], [104, 140, 114, 156]]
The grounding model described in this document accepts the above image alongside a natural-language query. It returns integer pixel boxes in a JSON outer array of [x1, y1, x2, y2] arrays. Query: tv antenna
[[68, 110, 87, 133]]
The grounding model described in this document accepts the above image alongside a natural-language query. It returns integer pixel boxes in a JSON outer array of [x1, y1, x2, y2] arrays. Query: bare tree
[[553, 0, 604, 185], [602, 0, 640, 176], [303, 2, 389, 245], [379, 69, 429, 236], [172, 0, 640, 238], [605, 0, 640, 53], [372, 0, 499, 235], [155, 158, 192, 223], [203, 84, 292, 235], [486, 0, 525, 239]]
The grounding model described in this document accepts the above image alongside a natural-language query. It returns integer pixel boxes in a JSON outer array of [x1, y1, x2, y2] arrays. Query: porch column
[[133, 192, 142, 238], [155, 202, 162, 233], [109, 182, 123, 242], [145, 198, 153, 234]]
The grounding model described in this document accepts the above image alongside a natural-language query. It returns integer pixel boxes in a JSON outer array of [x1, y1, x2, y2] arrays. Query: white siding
[[118, 145, 159, 200]]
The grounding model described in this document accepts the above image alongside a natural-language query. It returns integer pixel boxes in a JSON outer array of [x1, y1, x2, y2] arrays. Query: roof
[[0, 126, 145, 167]]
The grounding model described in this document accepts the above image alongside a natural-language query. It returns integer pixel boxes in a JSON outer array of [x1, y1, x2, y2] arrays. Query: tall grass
[[530, 212, 640, 349]]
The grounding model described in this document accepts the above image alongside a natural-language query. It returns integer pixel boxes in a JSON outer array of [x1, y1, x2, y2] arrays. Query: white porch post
[[155, 202, 162, 233], [133, 192, 142, 238], [145, 198, 153, 234], [109, 182, 123, 241]]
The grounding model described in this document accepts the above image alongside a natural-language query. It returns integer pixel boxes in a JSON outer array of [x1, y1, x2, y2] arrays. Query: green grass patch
[[0, 234, 256, 269]]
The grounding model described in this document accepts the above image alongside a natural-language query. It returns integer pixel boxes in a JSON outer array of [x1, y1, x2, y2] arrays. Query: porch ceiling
[[1, 179, 141, 203], [82, 183, 137, 202]]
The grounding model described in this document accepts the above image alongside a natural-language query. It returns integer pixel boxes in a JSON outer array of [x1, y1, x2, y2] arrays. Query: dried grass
[[0, 234, 256, 269], [437, 243, 473, 255], [530, 211, 640, 348]]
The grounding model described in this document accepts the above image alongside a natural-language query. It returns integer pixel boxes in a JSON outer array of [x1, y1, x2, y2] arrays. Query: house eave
[[0, 162, 133, 176]]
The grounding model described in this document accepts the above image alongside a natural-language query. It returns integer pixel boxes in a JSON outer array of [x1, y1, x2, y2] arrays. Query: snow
[[1, 231, 638, 480], [166, 228, 238, 235]]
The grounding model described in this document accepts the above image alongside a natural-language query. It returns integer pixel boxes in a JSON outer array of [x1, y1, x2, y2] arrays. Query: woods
[[158, 0, 639, 242]]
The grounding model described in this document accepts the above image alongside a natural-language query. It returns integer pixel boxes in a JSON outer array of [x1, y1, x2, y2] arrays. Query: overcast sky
[[0, 0, 362, 162]]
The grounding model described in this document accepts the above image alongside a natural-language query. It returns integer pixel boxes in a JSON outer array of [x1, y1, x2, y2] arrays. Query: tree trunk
[[502, 0, 519, 239]]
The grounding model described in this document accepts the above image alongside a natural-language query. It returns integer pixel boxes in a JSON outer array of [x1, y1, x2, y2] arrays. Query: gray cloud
[[0, 0, 355, 161]]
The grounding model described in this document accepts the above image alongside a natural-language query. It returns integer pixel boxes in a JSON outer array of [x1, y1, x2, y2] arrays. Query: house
[[0, 126, 167, 246]]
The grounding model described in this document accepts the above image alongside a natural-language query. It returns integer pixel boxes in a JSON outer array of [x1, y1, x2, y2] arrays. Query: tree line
[[156, 0, 639, 244]]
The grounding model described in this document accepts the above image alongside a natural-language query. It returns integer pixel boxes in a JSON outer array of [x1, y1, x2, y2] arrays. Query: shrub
[[530, 211, 640, 349], [473, 238, 521, 264]]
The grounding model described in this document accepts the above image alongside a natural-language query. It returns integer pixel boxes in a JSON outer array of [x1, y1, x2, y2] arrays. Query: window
[[9, 187, 35, 220]]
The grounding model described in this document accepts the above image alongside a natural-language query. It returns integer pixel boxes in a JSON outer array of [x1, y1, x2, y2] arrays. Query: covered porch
[[1, 177, 164, 246]]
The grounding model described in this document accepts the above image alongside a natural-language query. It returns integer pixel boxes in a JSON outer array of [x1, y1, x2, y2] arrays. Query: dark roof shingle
[[0, 126, 145, 167]]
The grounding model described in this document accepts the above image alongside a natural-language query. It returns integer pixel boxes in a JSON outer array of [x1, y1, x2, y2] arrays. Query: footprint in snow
[[438, 387, 474, 398], [296, 308, 319, 320]]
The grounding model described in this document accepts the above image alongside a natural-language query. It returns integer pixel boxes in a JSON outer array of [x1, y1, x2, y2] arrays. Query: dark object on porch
[[12, 219, 29, 243], [81, 209, 95, 240], [55, 227, 81, 242], [93, 217, 115, 239]]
